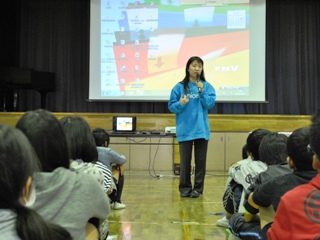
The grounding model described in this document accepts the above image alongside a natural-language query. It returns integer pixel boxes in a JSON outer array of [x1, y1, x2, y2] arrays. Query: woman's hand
[[180, 95, 189, 105]]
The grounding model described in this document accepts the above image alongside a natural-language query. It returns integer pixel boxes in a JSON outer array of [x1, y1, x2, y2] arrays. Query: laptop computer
[[112, 116, 136, 134]]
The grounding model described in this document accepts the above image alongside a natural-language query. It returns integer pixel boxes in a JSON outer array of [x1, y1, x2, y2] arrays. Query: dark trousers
[[179, 139, 208, 194], [110, 174, 124, 203], [229, 213, 262, 240], [223, 180, 244, 214]]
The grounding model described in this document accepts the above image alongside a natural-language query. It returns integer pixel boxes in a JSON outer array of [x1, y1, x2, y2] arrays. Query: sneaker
[[216, 216, 229, 228], [190, 190, 201, 198], [180, 191, 191, 197], [113, 202, 126, 210]]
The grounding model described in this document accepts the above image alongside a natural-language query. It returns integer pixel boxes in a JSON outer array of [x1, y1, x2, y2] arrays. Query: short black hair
[[310, 110, 320, 159], [246, 129, 271, 160], [242, 144, 248, 159], [287, 126, 313, 171], [259, 132, 288, 165], [92, 128, 109, 147]]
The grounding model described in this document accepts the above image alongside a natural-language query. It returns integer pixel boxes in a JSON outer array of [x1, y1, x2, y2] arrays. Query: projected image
[[116, 117, 133, 131], [90, 0, 266, 102]]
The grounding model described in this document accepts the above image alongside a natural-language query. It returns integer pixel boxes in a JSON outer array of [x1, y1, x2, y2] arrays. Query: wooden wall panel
[[0, 112, 312, 132]]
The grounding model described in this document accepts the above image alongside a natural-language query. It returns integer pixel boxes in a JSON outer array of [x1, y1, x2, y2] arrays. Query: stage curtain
[[15, 0, 320, 114]]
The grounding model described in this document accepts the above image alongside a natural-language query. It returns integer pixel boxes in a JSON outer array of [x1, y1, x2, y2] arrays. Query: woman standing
[[168, 56, 216, 198]]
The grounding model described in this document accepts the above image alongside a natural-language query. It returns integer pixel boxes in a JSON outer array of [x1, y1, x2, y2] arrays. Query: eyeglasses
[[307, 144, 314, 154]]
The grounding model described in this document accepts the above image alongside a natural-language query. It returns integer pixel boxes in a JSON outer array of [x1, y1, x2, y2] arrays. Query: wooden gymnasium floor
[[107, 170, 229, 240]]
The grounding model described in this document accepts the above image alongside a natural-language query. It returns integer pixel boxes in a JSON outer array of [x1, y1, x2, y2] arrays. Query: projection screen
[[89, 0, 266, 102]]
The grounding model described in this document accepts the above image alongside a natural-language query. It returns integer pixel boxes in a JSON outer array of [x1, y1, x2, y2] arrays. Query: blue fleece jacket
[[168, 80, 216, 142]]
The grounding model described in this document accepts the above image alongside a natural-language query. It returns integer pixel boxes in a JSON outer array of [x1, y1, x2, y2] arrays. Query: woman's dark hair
[[259, 132, 288, 165], [0, 124, 71, 240], [60, 116, 98, 162], [181, 56, 206, 94], [92, 128, 110, 147], [15, 109, 70, 172], [287, 127, 314, 171]]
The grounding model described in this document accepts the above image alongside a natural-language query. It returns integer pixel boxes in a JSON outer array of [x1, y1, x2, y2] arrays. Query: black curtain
[[5, 0, 320, 114]]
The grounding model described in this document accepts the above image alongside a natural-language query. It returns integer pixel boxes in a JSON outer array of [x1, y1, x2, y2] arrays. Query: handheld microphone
[[196, 74, 200, 82]]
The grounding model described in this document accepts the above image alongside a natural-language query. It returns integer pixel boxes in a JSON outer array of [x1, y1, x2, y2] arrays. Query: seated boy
[[268, 113, 320, 239], [230, 127, 317, 239], [92, 128, 128, 210], [217, 129, 271, 227]]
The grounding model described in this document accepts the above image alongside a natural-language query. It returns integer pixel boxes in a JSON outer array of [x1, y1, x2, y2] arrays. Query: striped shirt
[[93, 161, 113, 193], [69, 159, 104, 187]]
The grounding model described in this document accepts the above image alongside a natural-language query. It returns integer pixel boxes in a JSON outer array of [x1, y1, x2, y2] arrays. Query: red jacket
[[268, 174, 320, 239]]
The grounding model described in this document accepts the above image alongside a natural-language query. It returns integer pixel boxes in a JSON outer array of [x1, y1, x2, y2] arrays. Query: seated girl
[[0, 124, 71, 240], [16, 109, 110, 240]]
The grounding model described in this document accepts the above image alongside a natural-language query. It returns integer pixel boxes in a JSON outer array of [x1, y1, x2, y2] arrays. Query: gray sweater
[[0, 210, 20, 240], [97, 146, 127, 170], [32, 167, 110, 240]]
